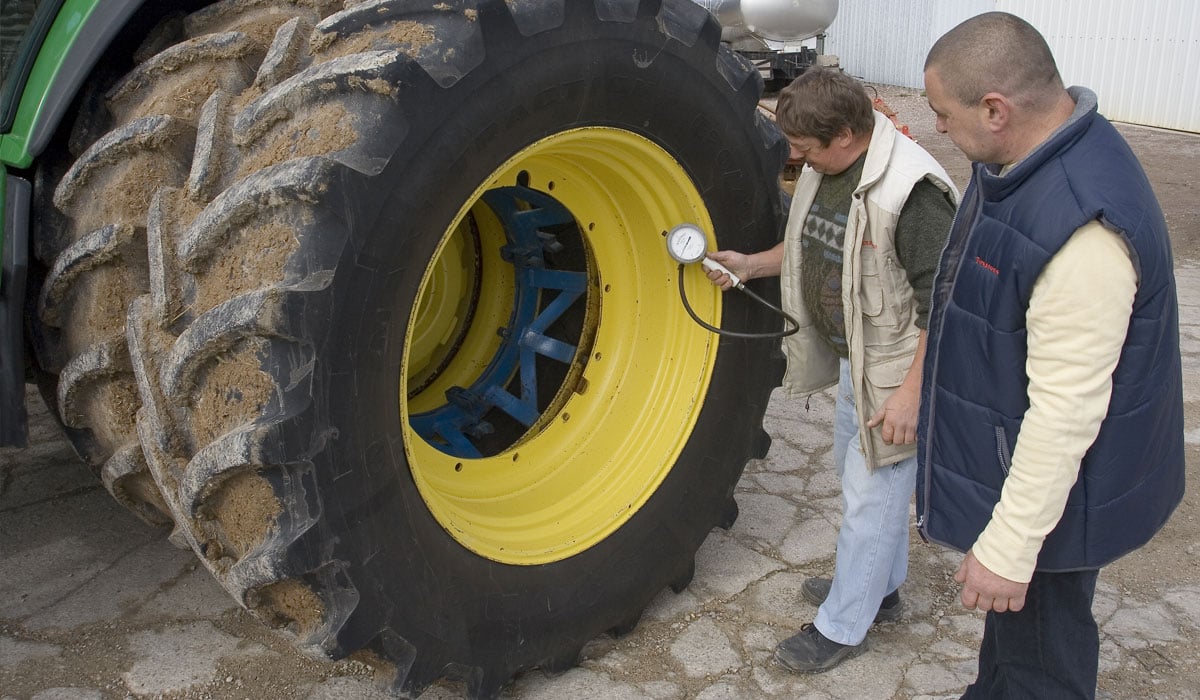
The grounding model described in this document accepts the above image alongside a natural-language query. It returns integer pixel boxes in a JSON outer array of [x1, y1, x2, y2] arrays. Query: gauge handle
[[702, 257, 743, 289]]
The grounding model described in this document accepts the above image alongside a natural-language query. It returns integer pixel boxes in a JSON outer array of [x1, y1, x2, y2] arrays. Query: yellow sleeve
[[971, 221, 1136, 582]]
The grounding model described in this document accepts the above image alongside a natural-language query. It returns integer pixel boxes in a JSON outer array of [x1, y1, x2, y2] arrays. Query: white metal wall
[[823, 0, 1200, 132], [821, 0, 990, 90]]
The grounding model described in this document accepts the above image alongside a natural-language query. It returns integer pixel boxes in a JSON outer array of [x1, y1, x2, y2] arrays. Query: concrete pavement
[[4, 91, 1200, 698], [4, 273, 1199, 698]]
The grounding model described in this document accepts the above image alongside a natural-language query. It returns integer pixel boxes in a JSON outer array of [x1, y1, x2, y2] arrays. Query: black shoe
[[800, 577, 903, 622], [775, 623, 867, 673]]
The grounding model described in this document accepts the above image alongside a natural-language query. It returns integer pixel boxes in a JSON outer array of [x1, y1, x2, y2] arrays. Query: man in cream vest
[[706, 68, 958, 672]]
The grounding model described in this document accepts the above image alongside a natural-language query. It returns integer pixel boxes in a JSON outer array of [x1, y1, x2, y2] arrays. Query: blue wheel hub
[[409, 186, 587, 458]]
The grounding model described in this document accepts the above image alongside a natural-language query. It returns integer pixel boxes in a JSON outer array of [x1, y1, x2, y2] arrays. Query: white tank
[[692, 0, 839, 44]]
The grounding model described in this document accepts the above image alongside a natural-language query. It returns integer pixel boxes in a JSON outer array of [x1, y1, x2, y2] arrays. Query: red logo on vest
[[975, 256, 1000, 275]]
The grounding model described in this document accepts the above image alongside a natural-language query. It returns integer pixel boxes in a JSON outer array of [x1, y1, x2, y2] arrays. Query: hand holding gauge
[[666, 224, 743, 289], [665, 223, 797, 338]]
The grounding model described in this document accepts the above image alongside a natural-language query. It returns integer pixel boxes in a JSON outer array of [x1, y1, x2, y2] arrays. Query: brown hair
[[925, 12, 1064, 110], [775, 68, 875, 145]]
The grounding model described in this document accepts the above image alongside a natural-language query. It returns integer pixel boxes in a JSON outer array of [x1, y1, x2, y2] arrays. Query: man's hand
[[866, 331, 927, 446], [866, 377, 920, 445], [955, 550, 1029, 613], [704, 250, 753, 291]]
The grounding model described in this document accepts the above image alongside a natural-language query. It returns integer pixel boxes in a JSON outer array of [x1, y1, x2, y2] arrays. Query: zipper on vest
[[994, 425, 1012, 475], [919, 178, 980, 537]]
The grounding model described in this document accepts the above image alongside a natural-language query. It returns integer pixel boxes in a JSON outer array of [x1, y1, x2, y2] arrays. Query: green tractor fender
[[1, 0, 146, 446]]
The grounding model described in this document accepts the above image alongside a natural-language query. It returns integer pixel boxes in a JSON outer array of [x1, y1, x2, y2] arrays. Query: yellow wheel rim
[[402, 127, 723, 565]]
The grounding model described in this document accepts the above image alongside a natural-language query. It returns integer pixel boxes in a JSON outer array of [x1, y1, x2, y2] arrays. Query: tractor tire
[[32, 0, 787, 696]]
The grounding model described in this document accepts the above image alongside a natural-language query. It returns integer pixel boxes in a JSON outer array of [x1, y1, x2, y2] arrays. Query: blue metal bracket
[[410, 186, 586, 458]]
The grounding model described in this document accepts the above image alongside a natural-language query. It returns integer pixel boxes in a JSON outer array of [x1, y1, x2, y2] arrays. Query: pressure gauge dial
[[666, 223, 709, 264]]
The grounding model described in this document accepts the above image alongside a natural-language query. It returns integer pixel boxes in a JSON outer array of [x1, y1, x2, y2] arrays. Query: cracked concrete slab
[[121, 621, 269, 695]]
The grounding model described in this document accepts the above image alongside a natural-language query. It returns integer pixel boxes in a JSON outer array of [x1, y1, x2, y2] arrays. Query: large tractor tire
[[30, 0, 786, 695]]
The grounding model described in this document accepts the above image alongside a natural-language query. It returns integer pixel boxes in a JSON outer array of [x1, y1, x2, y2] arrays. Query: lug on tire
[[29, 0, 787, 696]]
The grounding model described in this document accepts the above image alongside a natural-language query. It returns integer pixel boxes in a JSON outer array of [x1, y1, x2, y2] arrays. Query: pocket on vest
[[862, 352, 913, 424], [859, 249, 900, 327], [864, 352, 911, 389]]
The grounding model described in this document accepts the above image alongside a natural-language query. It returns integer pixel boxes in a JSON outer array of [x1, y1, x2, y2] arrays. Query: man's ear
[[980, 92, 1011, 133], [835, 127, 855, 147]]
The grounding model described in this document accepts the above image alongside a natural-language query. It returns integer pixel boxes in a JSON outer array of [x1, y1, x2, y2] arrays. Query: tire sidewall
[[310, 3, 784, 662]]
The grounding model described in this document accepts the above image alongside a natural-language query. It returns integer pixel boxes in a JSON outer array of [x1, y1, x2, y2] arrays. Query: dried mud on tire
[[26, 0, 788, 696]]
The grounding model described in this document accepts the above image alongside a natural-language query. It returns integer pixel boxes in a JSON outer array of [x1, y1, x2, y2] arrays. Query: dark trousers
[[962, 568, 1100, 700]]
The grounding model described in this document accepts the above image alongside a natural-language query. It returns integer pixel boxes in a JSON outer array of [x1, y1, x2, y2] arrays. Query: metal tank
[[692, 0, 839, 45], [692, 0, 839, 89]]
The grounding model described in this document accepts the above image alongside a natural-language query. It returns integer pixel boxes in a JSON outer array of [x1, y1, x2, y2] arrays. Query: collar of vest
[[856, 112, 899, 194], [976, 87, 1100, 201]]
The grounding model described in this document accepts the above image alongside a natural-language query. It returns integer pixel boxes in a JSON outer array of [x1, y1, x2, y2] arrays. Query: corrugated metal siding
[[823, 0, 1200, 132], [822, 0, 990, 89], [999, 0, 1200, 131]]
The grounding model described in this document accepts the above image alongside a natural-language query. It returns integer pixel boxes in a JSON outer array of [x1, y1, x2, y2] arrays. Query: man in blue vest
[[919, 12, 1185, 698]]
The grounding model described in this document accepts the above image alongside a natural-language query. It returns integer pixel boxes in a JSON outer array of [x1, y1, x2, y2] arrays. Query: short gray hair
[[925, 12, 1063, 110]]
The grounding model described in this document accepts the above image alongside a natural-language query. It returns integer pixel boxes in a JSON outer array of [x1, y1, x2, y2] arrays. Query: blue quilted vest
[[916, 89, 1185, 571]]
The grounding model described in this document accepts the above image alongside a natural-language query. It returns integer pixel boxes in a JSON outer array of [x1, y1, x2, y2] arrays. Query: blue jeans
[[814, 359, 917, 645], [963, 569, 1100, 699]]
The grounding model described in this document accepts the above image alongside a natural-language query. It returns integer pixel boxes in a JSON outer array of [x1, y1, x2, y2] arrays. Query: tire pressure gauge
[[666, 223, 709, 264], [665, 222, 799, 339], [666, 223, 742, 288]]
